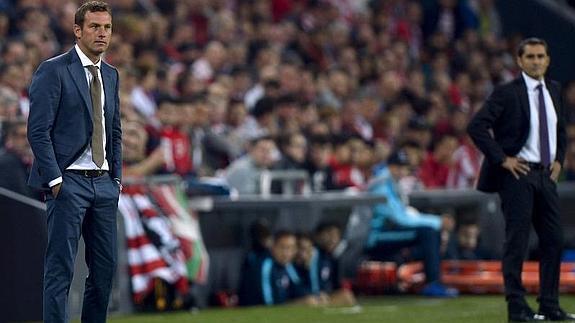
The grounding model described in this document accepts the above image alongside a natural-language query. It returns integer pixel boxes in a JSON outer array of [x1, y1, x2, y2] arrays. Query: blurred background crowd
[[2, 0, 575, 193]]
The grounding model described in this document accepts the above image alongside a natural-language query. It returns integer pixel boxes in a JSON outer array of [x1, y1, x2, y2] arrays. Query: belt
[[526, 162, 548, 170], [67, 169, 108, 177]]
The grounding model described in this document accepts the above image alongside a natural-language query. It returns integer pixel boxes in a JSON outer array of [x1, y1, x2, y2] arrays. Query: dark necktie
[[86, 65, 105, 168], [536, 83, 551, 167]]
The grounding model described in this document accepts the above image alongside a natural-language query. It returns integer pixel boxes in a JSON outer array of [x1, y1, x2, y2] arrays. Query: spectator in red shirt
[[418, 134, 459, 189], [155, 97, 193, 177]]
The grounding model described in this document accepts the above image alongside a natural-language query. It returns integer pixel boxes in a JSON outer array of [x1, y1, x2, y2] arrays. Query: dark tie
[[86, 65, 105, 168], [536, 83, 551, 167]]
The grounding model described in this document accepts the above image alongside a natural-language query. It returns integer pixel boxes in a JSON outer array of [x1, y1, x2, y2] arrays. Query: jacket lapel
[[66, 49, 93, 118], [515, 77, 530, 119]]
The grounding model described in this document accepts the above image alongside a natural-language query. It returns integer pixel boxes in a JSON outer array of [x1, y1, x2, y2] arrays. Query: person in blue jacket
[[294, 229, 356, 306], [239, 230, 318, 306], [365, 150, 458, 297]]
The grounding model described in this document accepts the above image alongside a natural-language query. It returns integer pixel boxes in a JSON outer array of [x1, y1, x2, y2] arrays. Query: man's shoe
[[508, 310, 546, 322], [538, 308, 575, 321], [420, 281, 459, 298]]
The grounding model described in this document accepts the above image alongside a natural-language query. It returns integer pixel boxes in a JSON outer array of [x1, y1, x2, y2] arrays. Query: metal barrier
[[258, 169, 311, 196]]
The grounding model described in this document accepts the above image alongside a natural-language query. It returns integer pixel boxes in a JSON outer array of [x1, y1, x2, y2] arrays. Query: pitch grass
[[104, 295, 575, 323]]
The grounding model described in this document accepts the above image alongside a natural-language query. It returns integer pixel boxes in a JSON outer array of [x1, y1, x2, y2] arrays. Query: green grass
[[105, 295, 575, 323]]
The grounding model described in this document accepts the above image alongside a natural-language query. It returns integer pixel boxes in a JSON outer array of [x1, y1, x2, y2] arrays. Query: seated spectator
[[238, 219, 272, 304], [418, 134, 459, 189], [274, 132, 307, 171], [332, 137, 374, 190], [0, 119, 36, 197], [247, 218, 273, 263], [122, 120, 165, 177], [366, 150, 458, 297], [444, 218, 492, 260], [294, 226, 356, 306], [239, 230, 316, 306], [224, 135, 278, 195], [271, 131, 309, 194], [304, 135, 335, 192], [155, 97, 193, 177]]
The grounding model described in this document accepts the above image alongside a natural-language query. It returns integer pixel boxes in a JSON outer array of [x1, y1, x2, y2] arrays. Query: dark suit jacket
[[27, 47, 122, 190], [467, 76, 567, 192]]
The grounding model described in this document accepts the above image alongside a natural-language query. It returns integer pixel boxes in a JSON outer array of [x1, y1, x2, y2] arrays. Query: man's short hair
[[75, 1, 112, 27], [516, 37, 548, 57], [273, 230, 295, 244]]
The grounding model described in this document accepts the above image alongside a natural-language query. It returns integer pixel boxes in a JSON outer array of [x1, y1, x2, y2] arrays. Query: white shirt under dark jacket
[[516, 72, 557, 164], [48, 45, 109, 187]]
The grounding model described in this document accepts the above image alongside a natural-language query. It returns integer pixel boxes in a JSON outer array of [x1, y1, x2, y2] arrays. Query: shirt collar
[[522, 72, 545, 92], [74, 44, 102, 69]]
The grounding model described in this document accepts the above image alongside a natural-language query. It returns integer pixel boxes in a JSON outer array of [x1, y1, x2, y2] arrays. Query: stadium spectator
[[274, 132, 308, 171], [122, 120, 165, 178], [366, 150, 458, 297], [130, 66, 158, 125], [418, 134, 459, 189], [297, 223, 356, 306], [304, 135, 335, 192], [154, 97, 193, 177], [224, 135, 278, 195], [0, 119, 35, 197], [238, 230, 316, 306], [444, 217, 493, 260], [422, 0, 477, 42], [238, 218, 273, 305]]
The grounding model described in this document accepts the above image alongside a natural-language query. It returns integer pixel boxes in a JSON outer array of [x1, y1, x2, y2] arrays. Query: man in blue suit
[[27, 2, 121, 322]]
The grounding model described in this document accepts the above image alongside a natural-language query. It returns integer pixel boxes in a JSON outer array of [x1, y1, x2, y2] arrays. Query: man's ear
[[73, 24, 82, 39]]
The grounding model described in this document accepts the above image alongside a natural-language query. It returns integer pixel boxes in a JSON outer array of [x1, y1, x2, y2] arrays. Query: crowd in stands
[[2, 0, 575, 309], [2, 0, 575, 192]]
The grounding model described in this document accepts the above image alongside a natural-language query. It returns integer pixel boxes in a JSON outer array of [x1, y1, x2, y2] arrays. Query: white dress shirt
[[48, 45, 108, 187], [517, 72, 557, 164]]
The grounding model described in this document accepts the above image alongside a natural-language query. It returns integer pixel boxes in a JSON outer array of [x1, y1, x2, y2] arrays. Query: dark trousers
[[367, 226, 441, 283], [44, 172, 119, 323], [499, 168, 563, 313]]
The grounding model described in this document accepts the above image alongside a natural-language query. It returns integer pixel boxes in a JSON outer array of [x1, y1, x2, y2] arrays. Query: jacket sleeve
[[370, 177, 441, 230], [467, 86, 508, 166], [111, 68, 122, 181], [556, 82, 567, 166], [27, 61, 62, 184]]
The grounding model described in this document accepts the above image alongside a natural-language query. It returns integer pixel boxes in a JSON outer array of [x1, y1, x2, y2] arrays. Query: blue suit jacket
[[27, 47, 122, 190]]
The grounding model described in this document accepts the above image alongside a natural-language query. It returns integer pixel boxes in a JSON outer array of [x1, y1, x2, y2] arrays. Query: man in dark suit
[[27, 2, 121, 322], [468, 38, 572, 322]]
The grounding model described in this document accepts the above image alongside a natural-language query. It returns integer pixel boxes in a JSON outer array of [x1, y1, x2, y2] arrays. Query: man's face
[[272, 235, 297, 266], [74, 11, 112, 60], [458, 224, 480, 251], [388, 164, 410, 181], [295, 237, 314, 267], [517, 44, 549, 80], [316, 227, 341, 254], [286, 135, 307, 163], [250, 139, 276, 168]]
